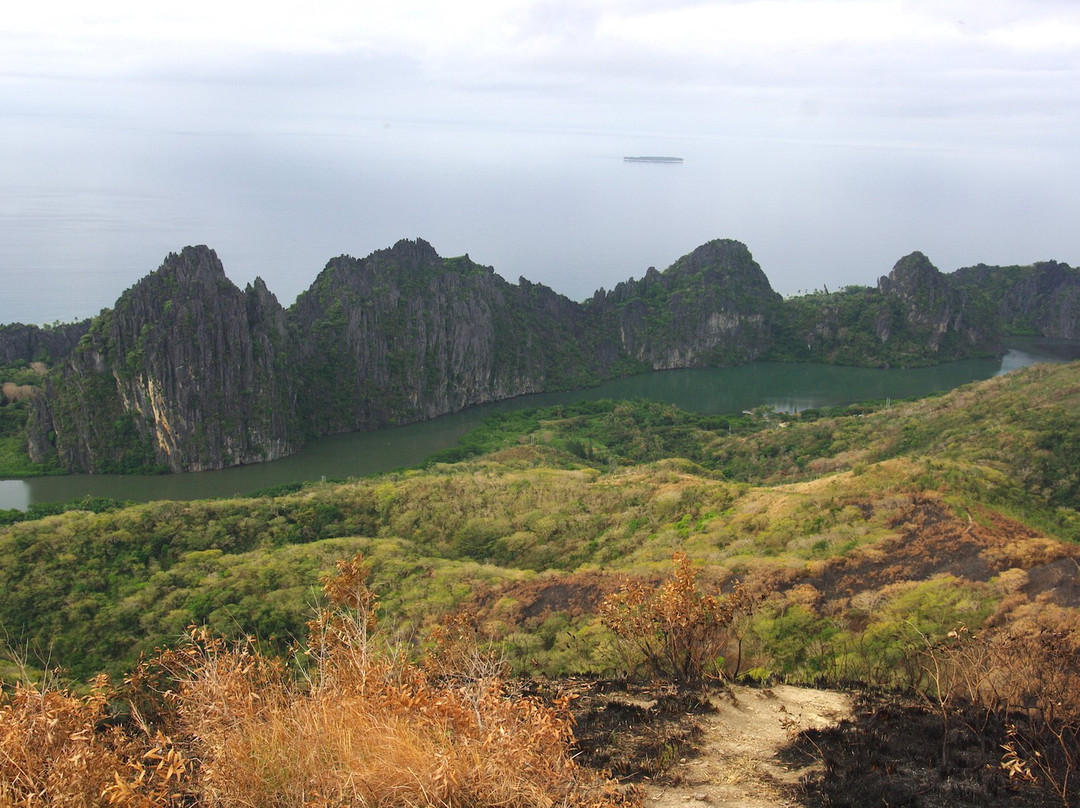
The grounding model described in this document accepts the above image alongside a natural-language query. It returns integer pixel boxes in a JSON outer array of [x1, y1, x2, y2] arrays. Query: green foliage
[[768, 284, 998, 367], [432, 399, 758, 473], [245, 481, 306, 498], [1, 360, 1079, 691], [0, 362, 61, 477], [751, 602, 840, 681], [744, 576, 996, 687]]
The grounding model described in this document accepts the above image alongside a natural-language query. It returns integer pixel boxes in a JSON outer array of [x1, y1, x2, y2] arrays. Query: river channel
[[2, 338, 1078, 510]]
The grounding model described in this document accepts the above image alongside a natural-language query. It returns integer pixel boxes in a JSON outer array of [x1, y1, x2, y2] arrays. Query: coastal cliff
[[18, 238, 1077, 473], [289, 239, 601, 436], [769, 251, 1001, 366], [29, 247, 298, 473], [952, 259, 1080, 339]]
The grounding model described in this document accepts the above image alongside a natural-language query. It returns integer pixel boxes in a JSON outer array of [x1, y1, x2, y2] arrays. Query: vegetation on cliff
[[10, 237, 1070, 475], [0, 320, 89, 365], [26, 247, 299, 474], [0, 360, 63, 478], [768, 251, 1002, 366], [953, 258, 1080, 338]]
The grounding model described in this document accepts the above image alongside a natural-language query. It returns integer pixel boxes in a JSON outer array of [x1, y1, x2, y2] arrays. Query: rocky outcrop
[[0, 321, 90, 365], [18, 238, 1079, 473], [289, 239, 601, 435], [587, 239, 781, 369], [29, 247, 299, 473], [952, 260, 1080, 339], [769, 252, 1002, 367], [875, 251, 999, 354]]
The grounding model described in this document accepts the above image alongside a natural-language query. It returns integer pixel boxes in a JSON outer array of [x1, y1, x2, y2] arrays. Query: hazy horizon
[[4, 1, 1080, 325]]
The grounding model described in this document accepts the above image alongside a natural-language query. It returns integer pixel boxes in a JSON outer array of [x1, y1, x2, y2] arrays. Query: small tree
[[599, 553, 753, 689]]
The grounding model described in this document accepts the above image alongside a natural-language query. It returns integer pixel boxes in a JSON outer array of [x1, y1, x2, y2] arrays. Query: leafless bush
[[599, 552, 757, 689]]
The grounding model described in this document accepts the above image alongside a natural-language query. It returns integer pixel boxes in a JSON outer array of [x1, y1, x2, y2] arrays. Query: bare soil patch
[[556, 680, 1061, 807], [553, 680, 852, 808]]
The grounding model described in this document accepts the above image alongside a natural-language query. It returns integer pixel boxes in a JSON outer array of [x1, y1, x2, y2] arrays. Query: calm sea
[[6, 120, 1071, 328]]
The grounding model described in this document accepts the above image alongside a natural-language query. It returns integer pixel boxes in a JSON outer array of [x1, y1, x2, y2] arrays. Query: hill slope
[[2, 361, 1078, 683]]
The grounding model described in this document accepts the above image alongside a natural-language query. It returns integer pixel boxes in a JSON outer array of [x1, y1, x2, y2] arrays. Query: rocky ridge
[[0, 321, 90, 366], [952, 259, 1080, 339], [17, 238, 1076, 473]]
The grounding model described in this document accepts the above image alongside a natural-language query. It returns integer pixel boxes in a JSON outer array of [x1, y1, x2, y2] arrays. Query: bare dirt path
[[643, 685, 852, 807]]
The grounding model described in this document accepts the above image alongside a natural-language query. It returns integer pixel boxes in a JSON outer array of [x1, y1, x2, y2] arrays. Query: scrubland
[[2, 361, 1080, 805]]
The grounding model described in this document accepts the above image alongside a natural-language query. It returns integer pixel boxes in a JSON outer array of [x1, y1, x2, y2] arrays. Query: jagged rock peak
[[389, 237, 441, 262], [157, 245, 229, 286], [665, 239, 773, 288], [878, 251, 944, 294], [246, 276, 276, 300], [678, 238, 755, 270], [350, 238, 445, 273]]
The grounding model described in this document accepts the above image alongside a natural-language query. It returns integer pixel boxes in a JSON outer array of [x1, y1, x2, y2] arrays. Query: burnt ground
[[532, 678, 708, 782], [543, 680, 1064, 808], [803, 494, 1080, 605], [786, 692, 1066, 808]]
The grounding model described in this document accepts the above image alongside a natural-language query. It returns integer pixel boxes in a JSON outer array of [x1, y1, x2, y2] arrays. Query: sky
[[3, 0, 1080, 325]]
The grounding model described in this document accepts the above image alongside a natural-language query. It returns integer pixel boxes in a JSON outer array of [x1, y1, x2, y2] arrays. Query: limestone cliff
[[875, 251, 999, 355], [770, 252, 1000, 366], [19, 238, 1078, 473], [952, 260, 1080, 339], [0, 321, 90, 365], [29, 247, 298, 473], [587, 239, 781, 369], [289, 238, 600, 435]]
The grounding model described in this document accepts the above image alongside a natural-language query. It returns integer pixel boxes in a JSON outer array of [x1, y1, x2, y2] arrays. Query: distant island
[[623, 155, 684, 163]]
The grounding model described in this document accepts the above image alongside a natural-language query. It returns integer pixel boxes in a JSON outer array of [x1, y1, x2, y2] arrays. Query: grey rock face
[[0, 321, 90, 365], [30, 246, 299, 472], [23, 238, 1074, 473], [953, 260, 1080, 339]]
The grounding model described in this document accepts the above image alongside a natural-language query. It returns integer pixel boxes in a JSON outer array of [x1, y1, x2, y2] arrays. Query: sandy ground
[[642, 685, 853, 807]]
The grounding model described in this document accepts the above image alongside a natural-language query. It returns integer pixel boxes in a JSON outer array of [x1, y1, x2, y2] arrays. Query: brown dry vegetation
[[0, 556, 636, 808], [0, 383, 35, 404]]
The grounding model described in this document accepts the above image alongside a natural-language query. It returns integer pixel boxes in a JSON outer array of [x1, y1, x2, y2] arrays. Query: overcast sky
[[3, 0, 1080, 324]]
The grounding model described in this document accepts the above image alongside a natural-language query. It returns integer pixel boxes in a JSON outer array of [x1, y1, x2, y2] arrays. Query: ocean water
[[4, 119, 1076, 327]]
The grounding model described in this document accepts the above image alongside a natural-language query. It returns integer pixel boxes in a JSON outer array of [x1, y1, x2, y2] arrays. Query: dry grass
[[0, 383, 36, 404], [0, 555, 637, 808], [0, 676, 124, 806]]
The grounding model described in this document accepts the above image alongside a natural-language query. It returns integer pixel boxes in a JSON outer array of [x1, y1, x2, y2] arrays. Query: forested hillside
[[3, 361, 1078, 682]]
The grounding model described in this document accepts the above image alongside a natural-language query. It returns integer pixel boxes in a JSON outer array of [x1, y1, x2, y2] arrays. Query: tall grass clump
[[0, 673, 127, 806], [0, 553, 635, 807]]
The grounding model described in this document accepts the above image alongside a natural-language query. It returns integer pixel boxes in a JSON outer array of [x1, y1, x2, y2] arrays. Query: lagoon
[[2, 339, 1077, 510]]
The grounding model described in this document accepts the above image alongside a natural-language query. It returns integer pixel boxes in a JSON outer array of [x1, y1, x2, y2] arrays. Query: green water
[[2, 340, 1076, 510]]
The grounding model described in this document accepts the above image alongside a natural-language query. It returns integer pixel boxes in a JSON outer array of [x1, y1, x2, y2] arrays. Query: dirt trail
[[643, 685, 852, 807]]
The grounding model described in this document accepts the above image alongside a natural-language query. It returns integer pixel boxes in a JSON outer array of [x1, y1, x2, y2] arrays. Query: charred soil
[[553, 681, 1062, 808]]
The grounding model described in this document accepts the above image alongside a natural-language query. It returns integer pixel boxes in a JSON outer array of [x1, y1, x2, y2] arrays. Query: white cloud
[[5, 0, 1079, 105]]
